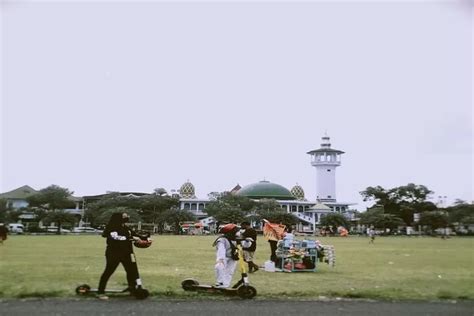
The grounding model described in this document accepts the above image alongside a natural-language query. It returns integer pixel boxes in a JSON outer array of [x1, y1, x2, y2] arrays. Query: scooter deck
[[76, 284, 149, 299], [84, 288, 129, 294], [194, 285, 238, 291], [182, 280, 257, 299]]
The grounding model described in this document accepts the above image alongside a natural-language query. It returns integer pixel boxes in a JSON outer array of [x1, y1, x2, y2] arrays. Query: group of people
[[97, 213, 265, 298], [213, 220, 305, 287], [98, 213, 276, 297], [212, 221, 260, 288]]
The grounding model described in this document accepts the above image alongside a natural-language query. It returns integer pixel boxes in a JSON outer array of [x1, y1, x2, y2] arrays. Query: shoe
[[213, 283, 226, 288], [97, 294, 109, 300]]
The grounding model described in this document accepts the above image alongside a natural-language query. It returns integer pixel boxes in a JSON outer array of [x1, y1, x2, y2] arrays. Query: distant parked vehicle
[[45, 227, 71, 234], [72, 227, 103, 234], [8, 223, 24, 234]]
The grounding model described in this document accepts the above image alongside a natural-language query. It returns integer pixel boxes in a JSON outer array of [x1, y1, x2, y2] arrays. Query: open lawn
[[0, 235, 473, 300]]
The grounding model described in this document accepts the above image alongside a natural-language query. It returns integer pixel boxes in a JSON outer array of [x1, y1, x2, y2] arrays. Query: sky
[[1, 0, 472, 211]]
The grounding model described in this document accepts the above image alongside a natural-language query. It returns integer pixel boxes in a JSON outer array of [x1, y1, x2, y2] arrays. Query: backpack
[[212, 236, 239, 260]]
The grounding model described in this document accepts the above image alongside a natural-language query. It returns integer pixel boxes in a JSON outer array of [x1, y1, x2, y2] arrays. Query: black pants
[[98, 251, 138, 294], [269, 240, 278, 263]]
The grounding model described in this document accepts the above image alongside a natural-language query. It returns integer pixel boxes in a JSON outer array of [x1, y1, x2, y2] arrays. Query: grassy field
[[0, 235, 473, 300]]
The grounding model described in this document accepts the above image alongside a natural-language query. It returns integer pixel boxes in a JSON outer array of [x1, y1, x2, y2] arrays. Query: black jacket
[[242, 227, 257, 252], [102, 225, 136, 255]]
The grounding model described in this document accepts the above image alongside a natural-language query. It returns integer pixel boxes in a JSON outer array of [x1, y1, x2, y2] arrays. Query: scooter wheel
[[237, 285, 257, 299], [75, 284, 91, 295], [134, 288, 149, 300], [181, 279, 199, 291]]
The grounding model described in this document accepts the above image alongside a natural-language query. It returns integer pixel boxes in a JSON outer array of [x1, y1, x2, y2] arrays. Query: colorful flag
[[263, 219, 286, 241]]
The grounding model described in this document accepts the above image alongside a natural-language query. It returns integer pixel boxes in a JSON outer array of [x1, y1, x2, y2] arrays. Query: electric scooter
[[181, 243, 257, 299], [76, 233, 151, 300]]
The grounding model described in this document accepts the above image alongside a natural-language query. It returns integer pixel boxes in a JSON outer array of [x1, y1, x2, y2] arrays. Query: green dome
[[236, 180, 295, 200]]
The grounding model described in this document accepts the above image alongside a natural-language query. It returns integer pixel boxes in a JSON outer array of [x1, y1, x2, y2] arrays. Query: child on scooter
[[213, 224, 239, 288], [212, 223, 252, 288]]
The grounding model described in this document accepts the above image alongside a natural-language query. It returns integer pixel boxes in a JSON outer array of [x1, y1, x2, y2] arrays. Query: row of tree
[[0, 185, 195, 234], [0, 183, 472, 234], [359, 184, 473, 233]]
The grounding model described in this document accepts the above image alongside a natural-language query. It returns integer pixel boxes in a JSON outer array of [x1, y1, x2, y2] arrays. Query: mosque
[[178, 134, 354, 232]]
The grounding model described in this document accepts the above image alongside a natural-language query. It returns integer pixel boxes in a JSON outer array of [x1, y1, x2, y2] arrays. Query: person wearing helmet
[[97, 212, 147, 300], [212, 223, 240, 288]]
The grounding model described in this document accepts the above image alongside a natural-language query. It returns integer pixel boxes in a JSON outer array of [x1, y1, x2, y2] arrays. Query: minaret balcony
[[311, 161, 341, 166]]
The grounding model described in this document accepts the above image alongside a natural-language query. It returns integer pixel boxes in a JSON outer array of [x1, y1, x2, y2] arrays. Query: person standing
[[212, 223, 240, 288], [0, 223, 8, 245], [97, 212, 141, 300], [368, 228, 375, 243], [263, 220, 285, 266], [241, 221, 259, 273]]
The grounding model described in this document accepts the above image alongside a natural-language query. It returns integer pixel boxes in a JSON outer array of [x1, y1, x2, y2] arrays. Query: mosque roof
[[307, 148, 345, 154], [308, 203, 331, 211], [290, 184, 305, 200], [236, 180, 295, 200], [180, 181, 196, 199], [0, 185, 38, 199]]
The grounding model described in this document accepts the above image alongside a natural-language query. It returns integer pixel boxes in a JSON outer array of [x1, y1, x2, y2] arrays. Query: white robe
[[214, 238, 237, 287]]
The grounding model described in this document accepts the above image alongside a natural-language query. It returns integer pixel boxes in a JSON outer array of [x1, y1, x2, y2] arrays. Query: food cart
[[276, 239, 335, 272]]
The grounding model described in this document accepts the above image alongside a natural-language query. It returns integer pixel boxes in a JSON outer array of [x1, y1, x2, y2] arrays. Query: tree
[[360, 206, 404, 231], [212, 209, 246, 224], [94, 207, 142, 226], [360, 183, 436, 225], [393, 184, 433, 204], [320, 213, 349, 229], [445, 202, 474, 227], [419, 211, 449, 233], [153, 188, 168, 196], [204, 193, 256, 225], [255, 209, 298, 228], [205, 193, 256, 215], [85, 193, 140, 227], [27, 185, 75, 211], [0, 198, 8, 222], [138, 194, 180, 225], [158, 209, 196, 234], [26, 185, 75, 234], [42, 210, 77, 234]]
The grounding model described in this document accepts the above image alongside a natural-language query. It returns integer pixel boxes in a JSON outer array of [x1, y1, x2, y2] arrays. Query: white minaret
[[307, 134, 345, 202]]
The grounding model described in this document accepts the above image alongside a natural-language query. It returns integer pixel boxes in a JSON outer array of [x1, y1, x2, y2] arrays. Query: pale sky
[[1, 0, 472, 210]]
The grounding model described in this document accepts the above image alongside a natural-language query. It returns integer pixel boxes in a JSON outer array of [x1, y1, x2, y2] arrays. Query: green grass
[[0, 235, 473, 300]]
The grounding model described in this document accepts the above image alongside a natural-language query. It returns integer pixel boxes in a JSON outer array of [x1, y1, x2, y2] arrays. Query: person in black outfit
[[0, 223, 8, 245], [241, 221, 259, 273], [97, 212, 140, 300]]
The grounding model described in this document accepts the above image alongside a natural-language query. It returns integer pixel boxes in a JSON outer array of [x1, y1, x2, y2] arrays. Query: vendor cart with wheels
[[276, 239, 318, 272]]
